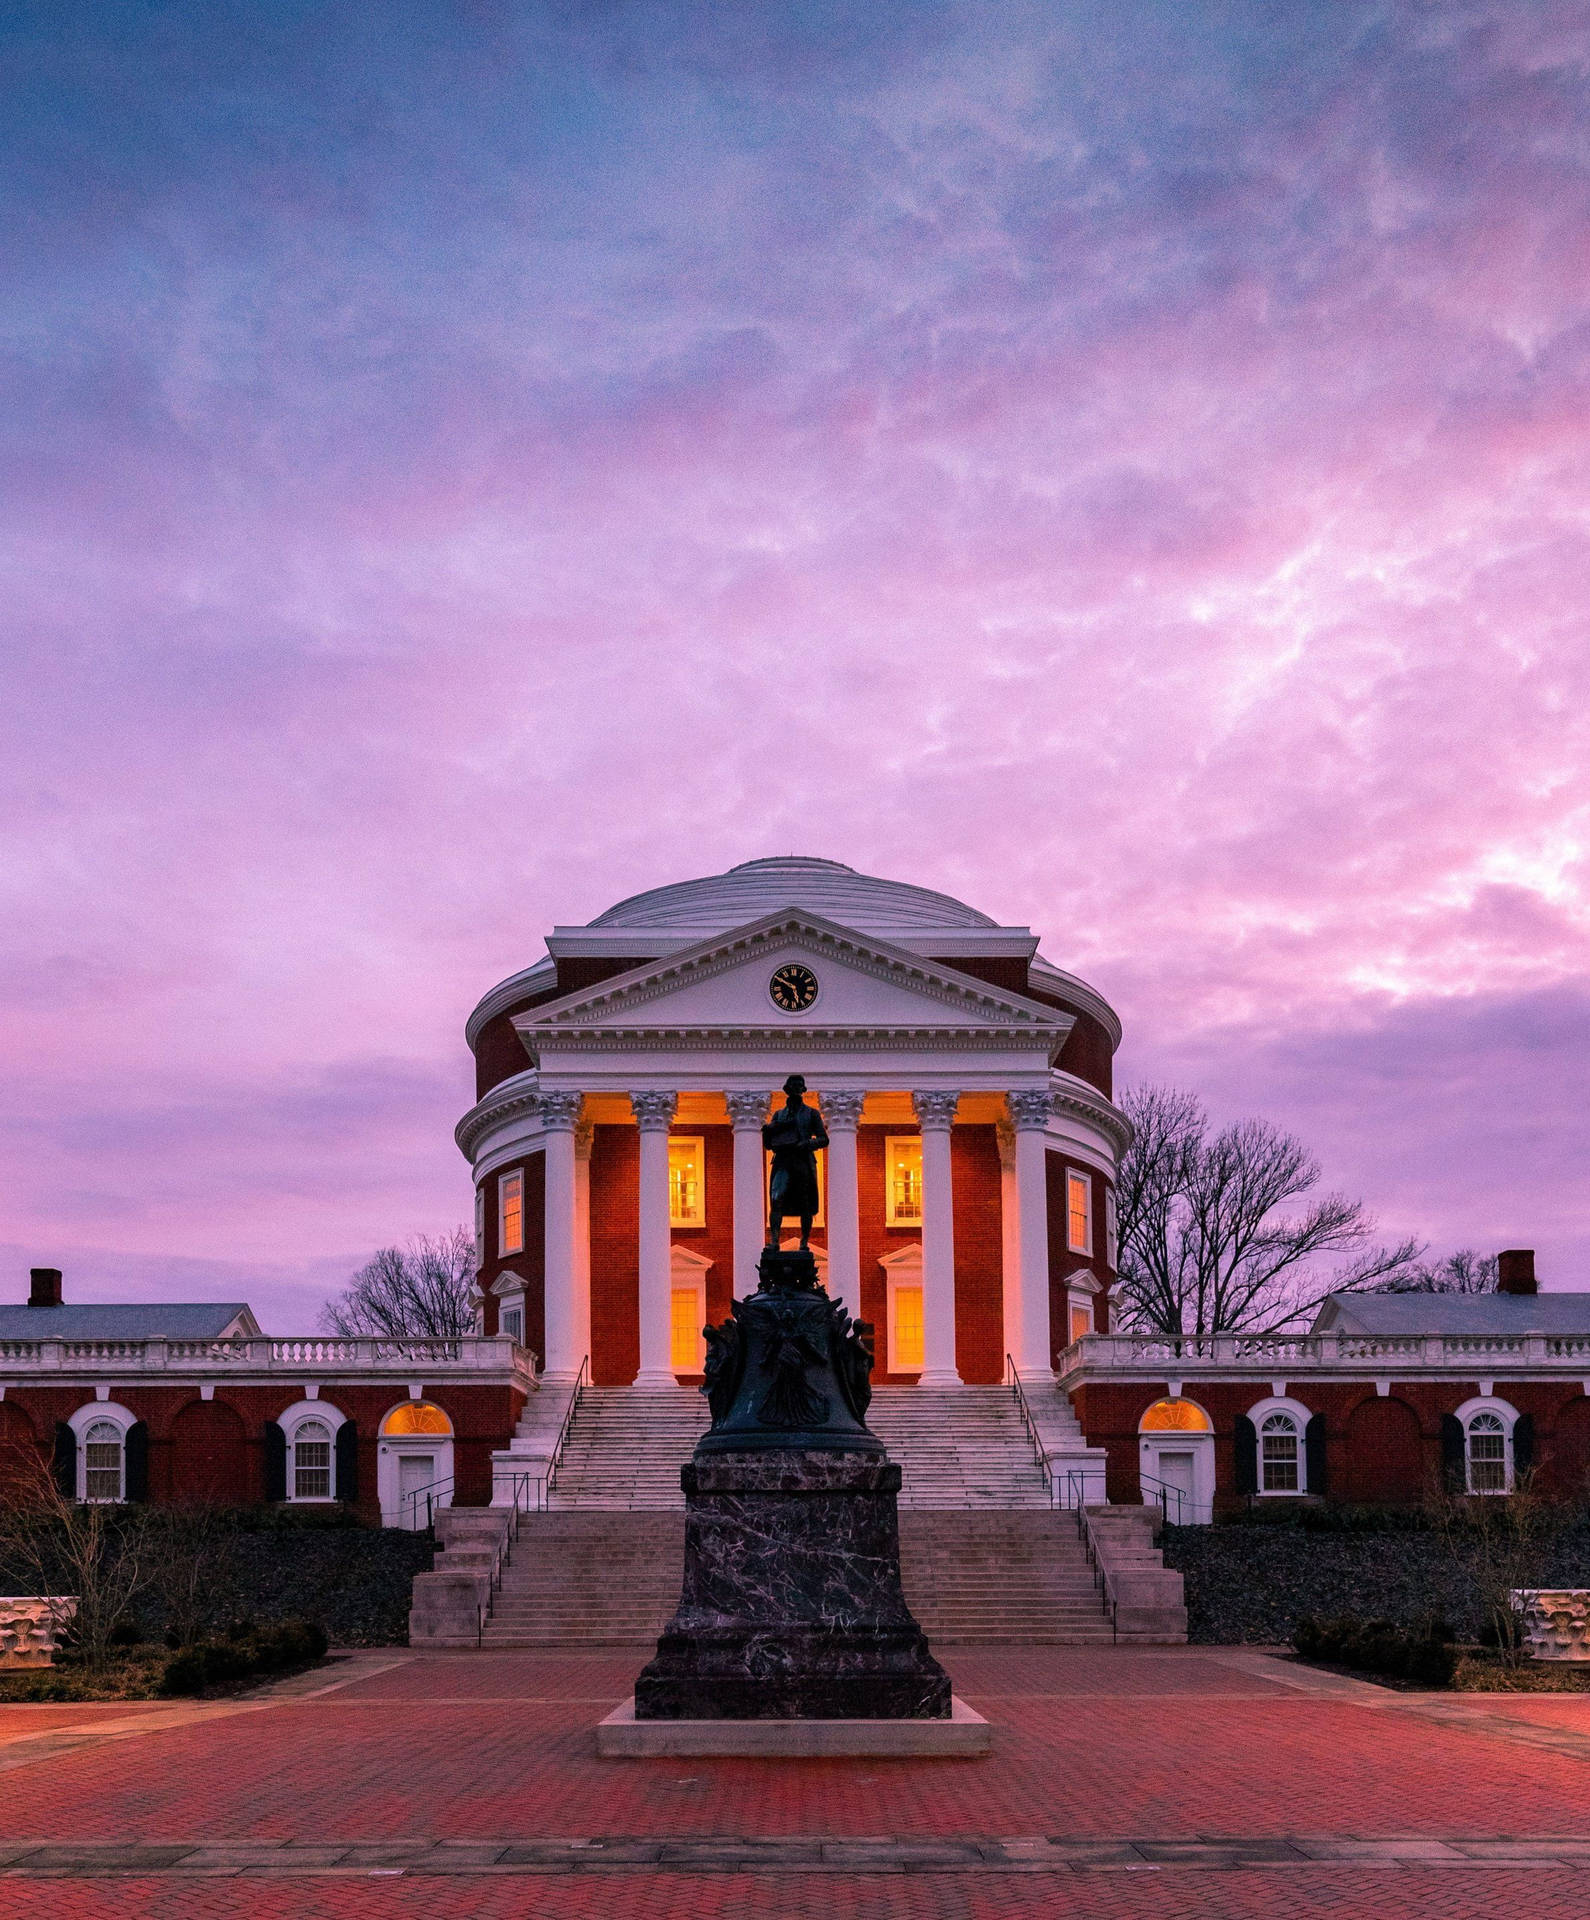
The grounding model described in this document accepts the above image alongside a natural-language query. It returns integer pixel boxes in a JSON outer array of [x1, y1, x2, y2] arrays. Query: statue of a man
[[762, 1074, 829, 1250]]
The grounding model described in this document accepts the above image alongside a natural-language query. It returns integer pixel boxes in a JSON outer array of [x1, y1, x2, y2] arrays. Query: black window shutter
[[1305, 1412, 1327, 1497], [1234, 1414, 1258, 1495], [124, 1421, 149, 1502], [335, 1419, 358, 1503], [52, 1422, 76, 1500], [1513, 1412, 1535, 1478], [263, 1420, 287, 1501], [1440, 1412, 1465, 1491]]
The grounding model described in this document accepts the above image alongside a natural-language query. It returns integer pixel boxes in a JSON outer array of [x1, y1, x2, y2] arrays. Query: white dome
[[590, 857, 999, 936]]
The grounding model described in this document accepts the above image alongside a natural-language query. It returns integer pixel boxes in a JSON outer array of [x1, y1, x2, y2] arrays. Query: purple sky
[[3, 3, 1587, 1329]]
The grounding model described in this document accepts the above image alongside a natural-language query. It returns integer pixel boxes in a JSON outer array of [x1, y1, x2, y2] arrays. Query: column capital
[[540, 1090, 585, 1130], [822, 1089, 867, 1130], [630, 1089, 679, 1132], [911, 1089, 960, 1132], [1007, 1088, 1055, 1131], [724, 1089, 771, 1130]]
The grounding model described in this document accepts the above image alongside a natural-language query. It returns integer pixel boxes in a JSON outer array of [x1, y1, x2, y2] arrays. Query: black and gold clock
[[768, 962, 820, 1013]]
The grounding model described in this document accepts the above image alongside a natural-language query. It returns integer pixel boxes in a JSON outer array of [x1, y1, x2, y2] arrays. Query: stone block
[[598, 1695, 990, 1757]]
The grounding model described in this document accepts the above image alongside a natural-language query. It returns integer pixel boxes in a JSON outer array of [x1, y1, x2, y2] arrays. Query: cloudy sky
[[2, 1, 1586, 1327]]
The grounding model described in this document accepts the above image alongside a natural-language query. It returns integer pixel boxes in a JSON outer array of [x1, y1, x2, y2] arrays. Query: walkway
[[3, 1645, 1590, 1916]]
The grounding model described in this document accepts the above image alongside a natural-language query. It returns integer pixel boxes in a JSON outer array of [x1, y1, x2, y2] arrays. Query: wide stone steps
[[544, 1382, 1059, 1511], [480, 1509, 1112, 1647]]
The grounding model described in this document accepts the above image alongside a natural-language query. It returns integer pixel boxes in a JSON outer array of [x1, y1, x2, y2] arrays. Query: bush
[[158, 1617, 329, 1696], [1292, 1612, 1457, 1686]]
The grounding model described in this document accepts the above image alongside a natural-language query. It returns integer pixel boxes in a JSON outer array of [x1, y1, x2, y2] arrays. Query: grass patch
[[0, 1649, 170, 1702]]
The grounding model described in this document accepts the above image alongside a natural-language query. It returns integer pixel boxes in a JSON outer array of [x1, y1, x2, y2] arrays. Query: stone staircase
[[471, 1380, 1116, 1646], [542, 1382, 1058, 1511]]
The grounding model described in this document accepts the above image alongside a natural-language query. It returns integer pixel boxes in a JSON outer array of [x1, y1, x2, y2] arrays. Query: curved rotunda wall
[[467, 857, 1121, 1101]]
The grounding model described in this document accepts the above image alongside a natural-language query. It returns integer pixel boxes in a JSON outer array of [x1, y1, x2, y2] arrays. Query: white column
[[573, 1118, 594, 1371], [997, 1116, 1019, 1377], [822, 1090, 866, 1319], [538, 1091, 583, 1381], [630, 1090, 678, 1385], [912, 1090, 963, 1386], [725, 1090, 770, 1296], [1008, 1089, 1056, 1377]]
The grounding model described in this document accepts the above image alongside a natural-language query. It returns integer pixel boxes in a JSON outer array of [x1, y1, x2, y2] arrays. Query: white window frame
[[1064, 1266, 1099, 1350], [69, 1401, 136, 1504], [1456, 1395, 1518, 1496], [498, 1167, 525, 1256], [883, 1135, 921, 1228], [1105, 1186, 1119, 1268], [668, 1134, 708, 1229], [878, 1244, 925, 1374], [491, 1268, 528, 1349], [1247, 1395, 1314, 1497], [1066, 1168, 1093, 1255], [669, 1244, 713, 1373], [279, 1399, 346, 1505], [474, 1184, 486, 1267]]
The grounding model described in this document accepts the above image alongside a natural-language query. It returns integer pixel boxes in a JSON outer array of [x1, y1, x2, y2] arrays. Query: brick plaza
[[4, 1644, 1590, 1916]]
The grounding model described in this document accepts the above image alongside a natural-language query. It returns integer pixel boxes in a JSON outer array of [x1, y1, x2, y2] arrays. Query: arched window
[[83, 1420, 124, 1503], [1467, 1410, 1509, 1494], [380, 1402, 453, 1438], [292, 1418, 334, 1501], [1260, 1412, 1301, 1493], [1139, 1398, 1212, 1433]]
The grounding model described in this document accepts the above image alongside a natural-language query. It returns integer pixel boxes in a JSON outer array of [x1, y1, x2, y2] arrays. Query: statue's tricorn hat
[[782, 1074, 807, 1095]]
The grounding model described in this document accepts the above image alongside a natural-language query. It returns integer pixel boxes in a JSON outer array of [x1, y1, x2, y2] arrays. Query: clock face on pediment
[[768, 962, 820, 1013]]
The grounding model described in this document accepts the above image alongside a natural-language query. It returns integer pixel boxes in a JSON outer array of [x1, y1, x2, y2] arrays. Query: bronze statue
[[763, 1074, 829, 1249]]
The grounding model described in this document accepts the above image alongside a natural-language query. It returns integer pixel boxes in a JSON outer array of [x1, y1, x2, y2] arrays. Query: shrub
[[1292, 1612, 1457, 1686], [158, 1617, 329, 1696]]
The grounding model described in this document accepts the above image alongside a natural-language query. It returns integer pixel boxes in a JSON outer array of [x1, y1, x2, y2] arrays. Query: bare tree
[[1377, 1249, 1499, 1295], [320, 1227, 477, 1339], [1112, 1084, 1420, 1341]]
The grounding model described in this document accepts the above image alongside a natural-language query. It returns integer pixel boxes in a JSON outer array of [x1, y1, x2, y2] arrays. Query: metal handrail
[[401, 1472, 455, 1533], [1138, 1472, 1187, 1526], [545, 1355, 589, 1498], [1065, 1469, 1117, 1643], [1006, 1353, 1060, 1506]]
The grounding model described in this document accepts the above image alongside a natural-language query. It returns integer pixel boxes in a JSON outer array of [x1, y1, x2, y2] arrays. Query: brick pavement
[[2, 1646, 1590, 1916]]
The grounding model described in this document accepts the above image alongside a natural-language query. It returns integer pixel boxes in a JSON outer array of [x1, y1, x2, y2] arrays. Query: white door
[[1153, 1449, 1196, 1524], [397, 1452, 437, 1529]]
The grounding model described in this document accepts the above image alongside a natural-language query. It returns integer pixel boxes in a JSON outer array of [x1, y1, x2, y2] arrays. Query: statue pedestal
[[599, 1695, 989, 1757], [634, 1450, 951, 1721]]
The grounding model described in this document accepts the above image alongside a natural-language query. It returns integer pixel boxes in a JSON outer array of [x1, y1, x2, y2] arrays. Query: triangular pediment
[[514, 911, 1072, 1053]]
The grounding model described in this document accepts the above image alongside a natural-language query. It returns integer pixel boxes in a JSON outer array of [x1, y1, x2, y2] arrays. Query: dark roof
[[1314, 1292, 1590, 1336], [0, 1303, 257, 1341]]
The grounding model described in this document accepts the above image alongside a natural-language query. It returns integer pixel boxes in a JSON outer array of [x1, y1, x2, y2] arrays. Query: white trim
[[883, 1134, 923, 1228], [1135, 1415, 1215, 1526], [498, 1166, 525, 1257], [1456, 1394, 1519, 1495], [1065, 1167, 1093, 1256], [377, 1400, 455, 1528], [879, 1243, 925, 1375], [279, 1398, 345, 1505], [1247, 1394, 1313, 1496], [668, 1243, 713, 1373], [69, 1400, 136, 1505]]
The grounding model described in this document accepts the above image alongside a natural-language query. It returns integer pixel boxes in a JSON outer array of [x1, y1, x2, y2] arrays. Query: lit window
[[83, 1421, 123, 1503], [1261, 1412, 1301, 1493], [1066, 1170, 1093, 1254], [1068, 1299, 1093, 1345], [499, 1168, 524, 1256], [1139, 1398, 1212, 1433], [293, 1419, 333, 1500], [885, 1136, 922, 1226], [671, 1286, 705, 1371], [669, 1136, 706, 1228], [889, 1280, 925, 1372], [381, 1402, 452, 1438], [1467, 1412, 1509, 1494]]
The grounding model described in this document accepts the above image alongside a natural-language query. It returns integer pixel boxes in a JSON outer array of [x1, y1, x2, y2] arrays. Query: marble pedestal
[[633, 1449, 951, 1721]]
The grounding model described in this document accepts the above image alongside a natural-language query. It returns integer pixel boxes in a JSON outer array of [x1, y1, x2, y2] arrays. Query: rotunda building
[[456, 857, 1127, 1390]]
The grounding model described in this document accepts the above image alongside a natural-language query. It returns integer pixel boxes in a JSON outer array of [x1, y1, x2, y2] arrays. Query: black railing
[[1005, 1353, 1060, 1505], [1138, 1472, 1187, 1526], [544, 1354, 590, 1500]]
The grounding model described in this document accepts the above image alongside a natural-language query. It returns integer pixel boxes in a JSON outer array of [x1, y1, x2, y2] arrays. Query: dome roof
[[589, 857, 1000, 936]]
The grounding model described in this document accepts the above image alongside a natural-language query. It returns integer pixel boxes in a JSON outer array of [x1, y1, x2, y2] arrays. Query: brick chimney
[[1497, 1248, 1537, 1297], [28, 1267, 63, 1308]]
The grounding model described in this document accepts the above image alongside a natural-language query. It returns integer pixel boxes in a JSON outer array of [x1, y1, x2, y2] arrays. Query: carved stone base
[[633, 1450, 951, 1721]]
